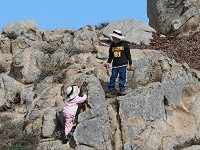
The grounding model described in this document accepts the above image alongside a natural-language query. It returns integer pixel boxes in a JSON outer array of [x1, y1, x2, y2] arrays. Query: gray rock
[[75, 145, 96, 150], [0, 53, 12, 73], [74, 117, 112, 149], [20, 84, 35, 104], [118, 82, 165, 149], [10, 47, 44, 83], [2, 20, 39, 38], [147, 0, 200, 34], [42, 29, 64, 42], [73, 25, 99, 52], [0, 73, 23, 104], [102, 19, 155, 44], [78, 75, 107, 122], [0, 36, 10, 53], [119, 82, 165, 122], [0, 89, 6, 107], [42, 109, 56, 138], [74, 75, 112, 150]]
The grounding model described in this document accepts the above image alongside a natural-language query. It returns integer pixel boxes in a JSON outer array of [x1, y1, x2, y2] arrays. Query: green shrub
[[2, 145, 31, 150]]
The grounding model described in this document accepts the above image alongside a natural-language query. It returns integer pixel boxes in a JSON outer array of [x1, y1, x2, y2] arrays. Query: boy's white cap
[[109, 30, 125, 39]]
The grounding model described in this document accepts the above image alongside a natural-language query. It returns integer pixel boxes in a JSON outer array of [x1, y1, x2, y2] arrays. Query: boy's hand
[[127, 65, 135, 71], [104, 63, 110, 69]]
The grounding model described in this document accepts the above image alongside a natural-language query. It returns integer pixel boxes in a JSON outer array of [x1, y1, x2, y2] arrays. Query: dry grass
[[130, 31, 200, 71]]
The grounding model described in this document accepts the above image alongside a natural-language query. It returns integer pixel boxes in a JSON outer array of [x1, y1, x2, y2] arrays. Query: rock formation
[[147, 0, 200, 35], [0, 19, 199, 150]]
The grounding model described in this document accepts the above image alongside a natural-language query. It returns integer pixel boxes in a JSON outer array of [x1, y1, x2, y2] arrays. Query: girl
[[61, 85, 87, 142]]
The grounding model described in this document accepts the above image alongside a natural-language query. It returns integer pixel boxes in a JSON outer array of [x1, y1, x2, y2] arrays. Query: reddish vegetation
[[130, 32, 200, 71]]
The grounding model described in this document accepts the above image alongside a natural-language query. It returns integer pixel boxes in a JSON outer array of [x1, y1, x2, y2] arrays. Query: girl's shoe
[[62, 134, 71, 144]]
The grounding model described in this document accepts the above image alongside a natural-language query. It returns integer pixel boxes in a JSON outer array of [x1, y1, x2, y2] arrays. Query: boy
[[105, 30, 134, 97]]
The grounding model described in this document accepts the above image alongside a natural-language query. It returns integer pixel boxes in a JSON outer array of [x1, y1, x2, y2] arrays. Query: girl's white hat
[[65, 85, 79, 101], [109, 30, 125, 39]]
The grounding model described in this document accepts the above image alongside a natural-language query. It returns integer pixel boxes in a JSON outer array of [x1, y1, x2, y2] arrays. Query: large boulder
[[102, 19, 155, 44], [2, 20, 39, 38], [9, 47, 44, 84], [74, 75, 112, 150], [118, 81, 200, 149], [147, 0, 200, 35], [73, 25, 99, 52]]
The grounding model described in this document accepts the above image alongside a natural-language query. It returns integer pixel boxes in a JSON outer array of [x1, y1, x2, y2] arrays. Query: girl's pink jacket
[[63, 94, 87, 116]]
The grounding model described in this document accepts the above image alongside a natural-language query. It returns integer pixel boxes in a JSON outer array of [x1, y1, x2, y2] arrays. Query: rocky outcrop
[[0, 20, 199, 150], [147, 0, 200, 35], [2, 20, 39, 38]]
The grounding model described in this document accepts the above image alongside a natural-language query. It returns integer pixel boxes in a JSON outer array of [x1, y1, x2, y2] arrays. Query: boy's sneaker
[[118, 91, 127, 96], [105, 90, 118, 98]]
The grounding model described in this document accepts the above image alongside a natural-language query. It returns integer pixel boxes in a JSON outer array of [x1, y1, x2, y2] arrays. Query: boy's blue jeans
[[108, 66, 127, 92]]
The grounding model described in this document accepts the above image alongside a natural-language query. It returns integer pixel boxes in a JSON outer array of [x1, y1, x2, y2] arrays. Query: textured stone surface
[[147, 0, 200, 34], [102, 19, 155, 44]]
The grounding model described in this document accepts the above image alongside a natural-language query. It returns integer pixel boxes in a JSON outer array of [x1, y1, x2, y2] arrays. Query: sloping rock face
[[119, 50, 200, 149], [147, 0, 200, 35], [74, 76, 112, 149], [118, 82, 200, 149]]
